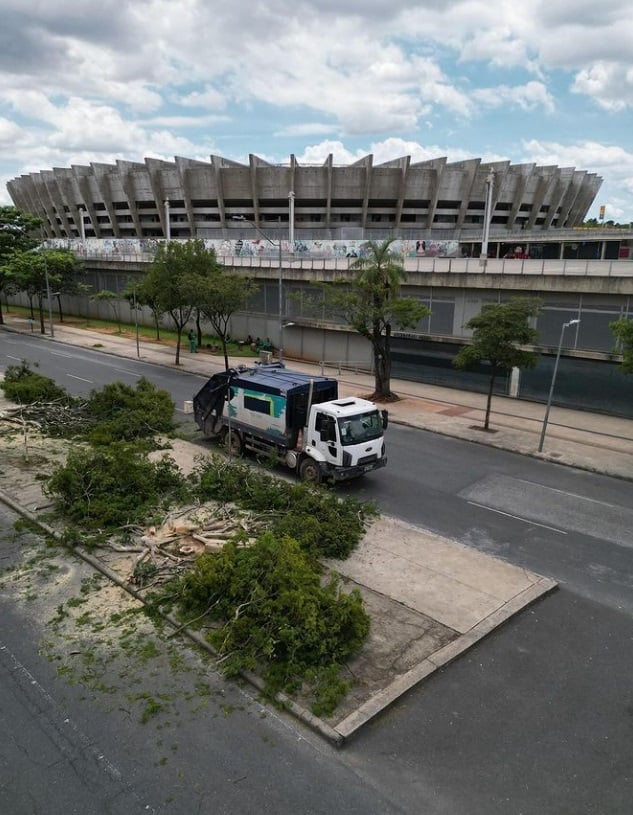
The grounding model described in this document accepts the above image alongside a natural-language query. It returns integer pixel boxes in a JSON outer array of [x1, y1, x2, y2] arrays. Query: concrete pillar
[[509, 366, 520, 398]]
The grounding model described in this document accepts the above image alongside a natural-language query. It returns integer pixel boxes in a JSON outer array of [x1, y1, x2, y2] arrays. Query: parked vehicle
[[193, 364, 387, 483]]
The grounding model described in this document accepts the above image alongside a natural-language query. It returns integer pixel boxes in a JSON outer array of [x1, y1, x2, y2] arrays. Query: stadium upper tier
[[7, 153, 602, 241]]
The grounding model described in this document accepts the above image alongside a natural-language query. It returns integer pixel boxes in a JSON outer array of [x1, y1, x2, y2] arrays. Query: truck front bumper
[[329, 456, 387, 482]]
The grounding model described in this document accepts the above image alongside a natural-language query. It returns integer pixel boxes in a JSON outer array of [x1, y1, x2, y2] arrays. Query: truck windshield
[[338, 411, 383, 446]]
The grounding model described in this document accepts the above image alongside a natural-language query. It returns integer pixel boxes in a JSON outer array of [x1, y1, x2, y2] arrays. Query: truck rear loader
[[192, 364, 387, 483]]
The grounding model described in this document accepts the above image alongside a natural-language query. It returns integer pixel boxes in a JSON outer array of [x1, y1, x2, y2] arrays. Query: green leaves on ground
[[194, 454, 377, 559], [84, 376, 175, 444], [1, 360, 71, 405], [175, 533, 369, 707], [44, 443, 187, 528], [1, 362, 175, 442]]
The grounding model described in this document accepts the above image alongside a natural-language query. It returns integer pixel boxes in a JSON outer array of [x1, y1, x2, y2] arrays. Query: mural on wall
[[46, 237, 459, 260]]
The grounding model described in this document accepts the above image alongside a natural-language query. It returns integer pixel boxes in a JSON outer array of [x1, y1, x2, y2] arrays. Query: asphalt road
[[2, 329, 633, 813]]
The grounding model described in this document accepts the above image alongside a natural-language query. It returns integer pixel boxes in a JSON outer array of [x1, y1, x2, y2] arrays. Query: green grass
[[5, 304, 258, 358]]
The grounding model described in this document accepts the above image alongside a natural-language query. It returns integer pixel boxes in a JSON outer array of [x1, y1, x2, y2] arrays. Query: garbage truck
[[192, 364, 387, 483]]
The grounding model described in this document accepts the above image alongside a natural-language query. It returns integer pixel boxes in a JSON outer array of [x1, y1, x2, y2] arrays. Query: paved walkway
[[1, 313, 631, 740]]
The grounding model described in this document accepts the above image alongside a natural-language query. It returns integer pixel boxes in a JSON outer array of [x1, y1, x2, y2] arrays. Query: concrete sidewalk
[[1, 313, 630, 739]]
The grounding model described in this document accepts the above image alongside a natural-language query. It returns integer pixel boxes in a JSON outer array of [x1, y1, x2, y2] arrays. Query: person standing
[[188, 329, 197, 353]]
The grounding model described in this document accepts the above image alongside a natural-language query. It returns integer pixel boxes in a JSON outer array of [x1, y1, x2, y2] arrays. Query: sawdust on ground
[[0, 421, 458, 727]]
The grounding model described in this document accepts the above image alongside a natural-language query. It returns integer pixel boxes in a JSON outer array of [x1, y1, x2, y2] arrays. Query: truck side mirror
[[381, 409, 389, 429]]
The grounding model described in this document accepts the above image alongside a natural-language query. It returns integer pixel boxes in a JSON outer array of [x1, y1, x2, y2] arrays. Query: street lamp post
[[43, 251, 55, 338], [164, 197, 171, 241], [288, 191, 295, 249], [538, 318, 580, 452], [480, 171, 494, 268], [232, 215, 285, 361], [78, 206, 86, 242], [132, 285, 140, 358]]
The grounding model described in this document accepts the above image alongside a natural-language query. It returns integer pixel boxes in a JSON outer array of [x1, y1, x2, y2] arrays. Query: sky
[[1, 0, 633, 223]]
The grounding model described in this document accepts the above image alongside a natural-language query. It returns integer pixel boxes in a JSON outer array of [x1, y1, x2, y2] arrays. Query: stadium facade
[[7, 153, 602, 242]]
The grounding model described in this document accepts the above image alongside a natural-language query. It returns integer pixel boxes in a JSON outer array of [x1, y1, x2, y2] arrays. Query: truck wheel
[[299, 458, 321, 484], [226, 429, 244, 458]]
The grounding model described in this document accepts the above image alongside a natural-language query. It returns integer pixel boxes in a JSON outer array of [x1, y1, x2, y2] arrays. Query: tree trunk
[[195, 310, 202, 348], [484, 364, 497, 430], [372, 326, 393, 399], [38, 294, 45, 334], [56, 295, 64, 322], [0, 298, 4, 325], [175, 330, 182, 365]]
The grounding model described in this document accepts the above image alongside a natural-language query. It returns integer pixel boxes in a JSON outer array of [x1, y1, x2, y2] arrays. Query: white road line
[[466, 500, 568, 534], [67, 374, 93, 383], [51, 351, 73, 358], [113, 367, 137, 376], [7, 354, 22, 361]]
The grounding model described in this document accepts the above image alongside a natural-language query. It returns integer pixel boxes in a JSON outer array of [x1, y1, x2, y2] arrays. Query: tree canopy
[[610, 318, 633, 374], [453, 298, 541, 430], [321, 239, 429, 400], [197, 272, 258, 370], [142, 239, 221, 364], [5, 248, 81, 334], [0, 206, 42, 324]]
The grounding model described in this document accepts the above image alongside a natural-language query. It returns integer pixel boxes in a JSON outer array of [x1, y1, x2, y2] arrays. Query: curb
[[0, 488, 343, 746], [334, 576, 558, 741], [0, 486, 558, 746]]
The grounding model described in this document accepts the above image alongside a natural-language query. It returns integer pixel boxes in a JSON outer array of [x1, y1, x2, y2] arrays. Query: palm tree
[[338, 239, 429, 400]]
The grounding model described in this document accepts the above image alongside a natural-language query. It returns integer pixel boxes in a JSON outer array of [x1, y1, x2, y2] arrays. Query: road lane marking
[[7, 354, 22, 361], [51, 351, 73, 358], [466, 500, 568, 534], [113, 367, 138, 376], [67, 374, 93, 383]]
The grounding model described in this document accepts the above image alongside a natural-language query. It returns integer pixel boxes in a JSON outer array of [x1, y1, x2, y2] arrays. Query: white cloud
[[1, 1, 633, 217]]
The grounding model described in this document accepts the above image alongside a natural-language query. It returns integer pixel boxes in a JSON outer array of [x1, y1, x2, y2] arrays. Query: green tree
[[5, 248, 81, 333], [0, 207, 42, 325], [321, 239, 429, 400], [123, 278, 162, 340], [142, 240, 219, 364], [91, 289, 123, 332], [453, 298, 541, 431], [610, 318, 633, 373], [198, 272, 259, 370]]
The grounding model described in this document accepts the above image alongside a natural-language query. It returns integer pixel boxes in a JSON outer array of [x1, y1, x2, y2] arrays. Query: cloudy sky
[[2, 0, 633, 221]]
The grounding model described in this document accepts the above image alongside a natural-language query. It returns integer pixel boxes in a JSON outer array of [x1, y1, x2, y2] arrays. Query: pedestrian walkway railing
[[319, 360, 373, 376]]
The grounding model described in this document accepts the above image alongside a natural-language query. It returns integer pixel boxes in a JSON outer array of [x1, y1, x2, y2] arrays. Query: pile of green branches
[[194, 454, 377, 559]]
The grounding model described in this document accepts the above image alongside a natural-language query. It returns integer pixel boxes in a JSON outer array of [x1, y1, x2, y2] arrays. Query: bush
[[1, 360, 72, 405], [44, 442, 189, 528], [176, 533, 370, 697], [85, 377, 175, 444]]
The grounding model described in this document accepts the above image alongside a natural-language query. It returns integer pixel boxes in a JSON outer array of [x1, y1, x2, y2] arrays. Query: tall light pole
[[288, 191, 295, 250], [480, 171, 494, 268], [538, 318, 580, 452], [132, 285, 140, 358], [37, 231, 55, 338], [232, 215, 285, 362], [43, 251, 55, 338], [78, 206, 86, 242], [164, 197, 171, 241]]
